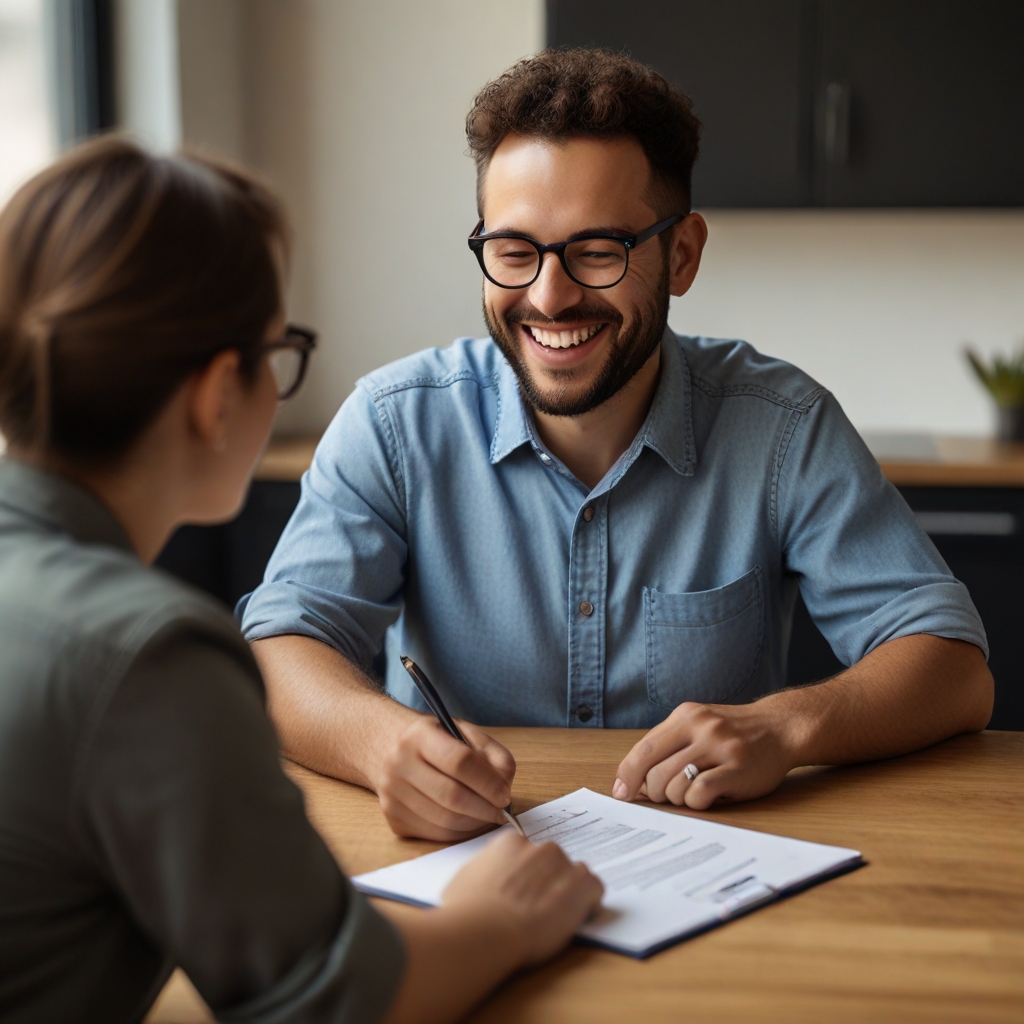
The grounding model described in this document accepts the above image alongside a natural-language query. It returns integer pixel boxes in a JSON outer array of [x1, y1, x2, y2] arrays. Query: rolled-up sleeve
[[73, 622, 405, 1023], [776, 392, 988, 666], [238, 384, 408, 671]]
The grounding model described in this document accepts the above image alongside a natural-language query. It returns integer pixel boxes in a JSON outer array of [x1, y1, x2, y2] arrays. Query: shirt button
[[583, 506, 595, 522], [539, 453, 552, 464], [579, 600, 594, 616], [576, 705, 593, 723]]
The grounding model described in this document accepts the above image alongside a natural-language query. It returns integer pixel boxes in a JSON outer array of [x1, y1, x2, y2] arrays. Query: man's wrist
[[766, 679, 842, 769], [358, 695, 425, 794]]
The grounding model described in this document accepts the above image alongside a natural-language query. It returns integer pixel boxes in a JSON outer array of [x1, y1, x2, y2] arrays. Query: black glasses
[[261, 323, 317, 400], [468, 214, 682, 290]]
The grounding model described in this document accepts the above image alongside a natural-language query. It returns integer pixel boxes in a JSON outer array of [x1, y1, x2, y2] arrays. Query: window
[[0, 0, 54, 206]]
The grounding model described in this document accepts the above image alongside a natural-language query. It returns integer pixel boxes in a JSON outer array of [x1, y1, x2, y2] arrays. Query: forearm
[[252, 634, 417, 788], [774, 634, 994, 768], [380, 903, 522, 1024]]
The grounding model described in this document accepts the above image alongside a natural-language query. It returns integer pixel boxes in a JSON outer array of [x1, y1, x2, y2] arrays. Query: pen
[[400, 655, 528, 839]]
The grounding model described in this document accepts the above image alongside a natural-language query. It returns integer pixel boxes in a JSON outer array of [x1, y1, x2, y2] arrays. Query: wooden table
[[149, 729, 1024, 1023]]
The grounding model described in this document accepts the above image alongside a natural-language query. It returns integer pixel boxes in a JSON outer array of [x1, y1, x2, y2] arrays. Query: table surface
[[149, 728, 1024, 1024], [257, 433, 1024, 488]]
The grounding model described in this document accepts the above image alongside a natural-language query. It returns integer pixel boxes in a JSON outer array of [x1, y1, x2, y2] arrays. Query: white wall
[[674, 210, 1024, 435], [173, 0, 1024, 437], [232, 0, 545, 435]]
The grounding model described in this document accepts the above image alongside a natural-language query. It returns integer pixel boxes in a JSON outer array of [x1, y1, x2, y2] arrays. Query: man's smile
[[521, 322, 609, 351], [516, 323, 610, 368]]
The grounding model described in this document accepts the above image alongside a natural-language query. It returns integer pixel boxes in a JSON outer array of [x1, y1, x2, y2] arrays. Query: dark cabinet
[[547, 0, 1024, 207], [155, 481, 300, 609], [789, 486, 1024, 731]]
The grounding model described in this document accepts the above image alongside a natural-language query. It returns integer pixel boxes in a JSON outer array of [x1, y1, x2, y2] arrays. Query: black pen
[[400, 655, 528, 838]]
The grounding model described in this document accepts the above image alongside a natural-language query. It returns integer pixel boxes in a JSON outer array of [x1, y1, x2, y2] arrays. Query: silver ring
[[683, 763, 700, 782]]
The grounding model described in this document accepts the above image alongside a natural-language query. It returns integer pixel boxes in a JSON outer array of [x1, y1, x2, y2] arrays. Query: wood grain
[[147, 731, 1024, 1024], [252, 435, 319, 482], [878, 437, 1024, 488]]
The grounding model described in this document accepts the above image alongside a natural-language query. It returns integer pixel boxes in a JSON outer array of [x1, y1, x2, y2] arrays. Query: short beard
[[484, 265, 670, 418]]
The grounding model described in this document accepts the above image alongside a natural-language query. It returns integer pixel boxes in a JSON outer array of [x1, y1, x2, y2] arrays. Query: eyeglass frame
[[467, 214, 683, 290], [259, 323, 317, 400]]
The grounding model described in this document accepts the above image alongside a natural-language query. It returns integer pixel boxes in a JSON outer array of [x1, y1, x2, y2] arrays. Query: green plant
[[964, 345, 1024, 408]]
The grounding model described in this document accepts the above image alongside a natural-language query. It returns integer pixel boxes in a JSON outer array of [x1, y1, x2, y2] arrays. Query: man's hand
[[253, 635, 517, 841], [612, 701, 795, 810], [612, 634, 993, 811], [373, 714, 517, 841]]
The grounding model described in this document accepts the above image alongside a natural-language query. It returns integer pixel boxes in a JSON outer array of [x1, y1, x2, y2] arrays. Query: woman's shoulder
[[0, 523, 253, 703]]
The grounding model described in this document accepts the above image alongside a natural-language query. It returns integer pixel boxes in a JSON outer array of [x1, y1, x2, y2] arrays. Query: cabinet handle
[[914, 511, 1017, 536], [824, 81, 851, 165]]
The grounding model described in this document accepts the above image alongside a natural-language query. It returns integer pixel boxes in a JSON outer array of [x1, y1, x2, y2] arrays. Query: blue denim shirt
[[239, 329, 987, 729]]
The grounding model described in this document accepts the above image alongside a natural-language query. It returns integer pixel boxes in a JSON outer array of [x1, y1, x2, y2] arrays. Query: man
[[240, 49, 992, 841]]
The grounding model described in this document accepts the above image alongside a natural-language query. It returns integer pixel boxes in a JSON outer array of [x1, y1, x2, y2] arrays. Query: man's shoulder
[[357, 337, 505, 402], [674, 333, 828, 412]]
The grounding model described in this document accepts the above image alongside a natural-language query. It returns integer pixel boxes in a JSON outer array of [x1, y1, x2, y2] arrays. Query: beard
[[484, 264, 671, 418]]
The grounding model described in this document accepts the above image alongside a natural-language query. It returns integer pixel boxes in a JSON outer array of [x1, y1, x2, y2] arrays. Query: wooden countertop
[[865, 433, 1024, 487], [256, 433, 1024, 488], [149, 729, 1024, 1023]]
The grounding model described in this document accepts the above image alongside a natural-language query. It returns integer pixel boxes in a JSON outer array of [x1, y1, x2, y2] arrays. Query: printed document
[[353, 788, 861, 957]]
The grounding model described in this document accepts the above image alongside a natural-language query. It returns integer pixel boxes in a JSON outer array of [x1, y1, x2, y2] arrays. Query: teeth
[[530, 324, 604, 349]]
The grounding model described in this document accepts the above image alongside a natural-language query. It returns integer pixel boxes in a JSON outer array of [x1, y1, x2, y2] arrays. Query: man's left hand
[[611, 700, 797, 810], [611, 635, 993, 811]]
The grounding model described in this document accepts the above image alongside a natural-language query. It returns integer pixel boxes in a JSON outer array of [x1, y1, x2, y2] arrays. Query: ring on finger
[[683, 762, 700, 782]]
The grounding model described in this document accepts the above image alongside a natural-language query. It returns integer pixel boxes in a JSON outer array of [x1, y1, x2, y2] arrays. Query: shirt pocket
[[644, 567, 764, 710]]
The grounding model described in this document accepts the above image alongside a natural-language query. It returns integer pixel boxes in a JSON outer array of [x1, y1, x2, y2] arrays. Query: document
[[353, 788, 862, 958]]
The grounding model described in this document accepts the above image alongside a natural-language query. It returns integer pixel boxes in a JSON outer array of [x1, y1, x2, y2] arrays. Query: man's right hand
[[252, 635, 517, 841], [371, 713, 517, 841]]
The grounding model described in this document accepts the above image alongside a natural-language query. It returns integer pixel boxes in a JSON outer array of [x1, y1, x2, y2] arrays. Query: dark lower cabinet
[[157, 481, 1023, 730], [155, 481, 300, 610], [789, 487, 1024, 730]]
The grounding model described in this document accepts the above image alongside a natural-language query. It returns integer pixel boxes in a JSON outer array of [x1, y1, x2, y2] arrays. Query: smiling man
[[240, 50, 992, 839]]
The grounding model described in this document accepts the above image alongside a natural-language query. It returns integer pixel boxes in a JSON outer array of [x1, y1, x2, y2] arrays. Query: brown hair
[[0, 135, 288, 463], [466, 48, 701, 218]]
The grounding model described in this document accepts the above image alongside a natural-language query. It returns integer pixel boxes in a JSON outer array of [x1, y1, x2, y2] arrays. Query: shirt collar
[[489, 354, 534, 464], [637, 326, 697, 477], [489, 326, 696, 478], [0, 458, 135, 553]]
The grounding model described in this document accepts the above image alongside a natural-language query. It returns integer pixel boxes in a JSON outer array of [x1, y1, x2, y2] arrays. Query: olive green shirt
[[0, 459, 404, 1023]]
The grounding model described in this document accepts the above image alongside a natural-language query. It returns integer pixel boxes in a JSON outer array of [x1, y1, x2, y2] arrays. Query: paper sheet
[[353, 788, 862, 957]]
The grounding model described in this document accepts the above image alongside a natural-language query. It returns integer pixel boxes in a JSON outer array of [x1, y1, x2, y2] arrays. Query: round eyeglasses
[[261, 323, 317, 401], [467, 214, 682, 290]]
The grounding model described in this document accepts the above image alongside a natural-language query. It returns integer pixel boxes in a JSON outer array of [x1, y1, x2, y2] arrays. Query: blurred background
[[2, 0, 1023, 726], [3, 0, 1023, 439]]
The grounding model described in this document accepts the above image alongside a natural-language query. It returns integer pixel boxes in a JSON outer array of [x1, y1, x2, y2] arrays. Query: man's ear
[[668, 212, 708, 298], [189, 350, 242, 452]]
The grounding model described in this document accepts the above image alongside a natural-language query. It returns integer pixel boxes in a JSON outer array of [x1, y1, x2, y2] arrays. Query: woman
[[0, 138, 602, 1023]]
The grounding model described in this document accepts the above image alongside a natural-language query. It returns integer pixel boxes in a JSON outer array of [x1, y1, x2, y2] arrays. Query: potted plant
[[965, 345, 1024, 443]]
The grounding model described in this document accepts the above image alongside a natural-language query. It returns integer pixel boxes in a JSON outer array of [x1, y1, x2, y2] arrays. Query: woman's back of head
[[0, 135, 288, 464]]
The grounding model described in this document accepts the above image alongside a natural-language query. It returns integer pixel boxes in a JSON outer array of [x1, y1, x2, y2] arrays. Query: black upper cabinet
[[547, 0, 1024, 208]]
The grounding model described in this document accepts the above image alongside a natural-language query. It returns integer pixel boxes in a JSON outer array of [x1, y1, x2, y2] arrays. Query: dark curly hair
[[466, 47, 701, 218]]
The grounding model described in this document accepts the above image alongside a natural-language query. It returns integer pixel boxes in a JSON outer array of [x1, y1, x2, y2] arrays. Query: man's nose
[[526, 252, 585, 318]]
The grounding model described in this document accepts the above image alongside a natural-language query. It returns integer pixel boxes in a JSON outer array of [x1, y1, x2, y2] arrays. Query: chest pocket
[[644, 567, 764, 709]]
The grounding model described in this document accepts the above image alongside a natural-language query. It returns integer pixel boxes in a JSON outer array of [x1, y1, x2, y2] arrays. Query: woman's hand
[[381, 832, 603, 1024], [443, 831, 604, 966]]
